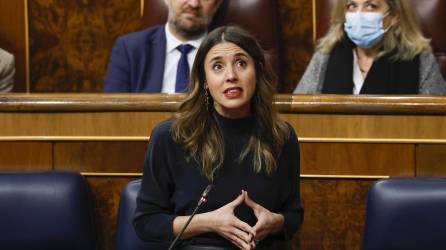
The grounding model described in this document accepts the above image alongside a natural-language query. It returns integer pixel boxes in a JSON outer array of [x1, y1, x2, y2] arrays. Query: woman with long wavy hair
[[134, 26, 303, 250]]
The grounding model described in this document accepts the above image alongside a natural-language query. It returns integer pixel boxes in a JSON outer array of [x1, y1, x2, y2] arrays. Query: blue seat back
[[362, 178, 446, 250], [0, 171, 97, 250], [115, 179, 169, 250]]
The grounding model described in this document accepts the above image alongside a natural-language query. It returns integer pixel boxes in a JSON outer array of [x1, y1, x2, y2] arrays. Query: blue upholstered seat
[[362, 178, 446, 250], [115, 179, 169, 250], [0, 171, 97, 250]]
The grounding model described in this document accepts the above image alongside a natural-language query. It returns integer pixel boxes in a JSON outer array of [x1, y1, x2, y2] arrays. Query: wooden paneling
[[278, 0, 314, 92], [28, 0, 141, 92], [0, 142, 52, 170], [315, 0, 337, 40], [301, 143, 415, 176], [2, 94, 446, 141], [3, 111, 446, 140], [54, 142, 147, 172], [416, 144, 446, 177], [297, 179, 374, 250], [0, 0, 27, 92], [285, 114, 446, 140], [0, 111, 171, 136], [288, 95, 446, 115], [86, 177, 136, 250]]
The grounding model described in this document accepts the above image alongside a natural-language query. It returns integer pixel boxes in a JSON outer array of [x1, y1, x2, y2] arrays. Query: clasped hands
[[204, 190, 284, 250]]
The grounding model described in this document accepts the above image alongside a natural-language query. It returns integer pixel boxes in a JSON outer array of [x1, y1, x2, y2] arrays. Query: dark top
[[133, 112, 303, 249], [323, 39, 420, 94], [103, 26, 167, 93]]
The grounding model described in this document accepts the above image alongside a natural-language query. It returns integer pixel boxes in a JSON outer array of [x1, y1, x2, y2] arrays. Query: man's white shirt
[[162, 23, 206, 93]]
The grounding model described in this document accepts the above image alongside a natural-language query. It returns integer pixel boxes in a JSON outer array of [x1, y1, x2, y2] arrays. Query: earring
[[204, 88, 210, 111]]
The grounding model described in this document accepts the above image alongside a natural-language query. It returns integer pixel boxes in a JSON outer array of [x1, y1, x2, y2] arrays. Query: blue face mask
[[344, 12, 389, 48]]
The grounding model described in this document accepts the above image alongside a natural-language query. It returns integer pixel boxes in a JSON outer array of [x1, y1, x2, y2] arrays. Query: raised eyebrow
[[208, 52, 249, 63], [234, 52, 249, 59], [208, 56, 223, 64]]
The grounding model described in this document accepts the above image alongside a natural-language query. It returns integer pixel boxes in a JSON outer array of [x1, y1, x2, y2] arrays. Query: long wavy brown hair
[[171, 26, 290, 181]]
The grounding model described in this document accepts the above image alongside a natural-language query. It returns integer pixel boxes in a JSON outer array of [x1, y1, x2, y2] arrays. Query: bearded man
[[104, 0, 223, 93]]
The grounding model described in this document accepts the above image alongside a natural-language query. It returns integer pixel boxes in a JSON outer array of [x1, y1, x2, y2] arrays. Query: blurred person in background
[[104, 0, 222, 93], [294, 0, 446, 95]]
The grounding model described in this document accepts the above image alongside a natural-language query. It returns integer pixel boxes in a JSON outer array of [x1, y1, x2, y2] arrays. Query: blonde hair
[[317, 0, 431, 60], [171, 26, 290, 181]]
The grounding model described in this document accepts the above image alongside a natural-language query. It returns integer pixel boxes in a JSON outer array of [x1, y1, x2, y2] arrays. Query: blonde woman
[[134, 26, 303, 250], [294, 0, 446, 95]]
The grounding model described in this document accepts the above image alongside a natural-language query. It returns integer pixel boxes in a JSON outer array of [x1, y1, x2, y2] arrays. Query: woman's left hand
[[243, 190, 285, 241]]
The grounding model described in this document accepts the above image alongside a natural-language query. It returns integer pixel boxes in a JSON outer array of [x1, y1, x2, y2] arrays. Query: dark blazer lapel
[[144, 26, 166, 92]]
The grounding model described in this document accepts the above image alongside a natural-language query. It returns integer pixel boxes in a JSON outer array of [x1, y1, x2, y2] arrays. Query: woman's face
[[204, 41, 256, 119], [346, 0, 398, 27]]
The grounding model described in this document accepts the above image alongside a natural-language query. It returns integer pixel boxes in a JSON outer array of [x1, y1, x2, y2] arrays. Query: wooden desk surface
[[1, 93, 446, 113]]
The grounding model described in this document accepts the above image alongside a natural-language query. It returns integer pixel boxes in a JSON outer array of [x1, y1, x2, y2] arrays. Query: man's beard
[[171, 19, 208, 40]]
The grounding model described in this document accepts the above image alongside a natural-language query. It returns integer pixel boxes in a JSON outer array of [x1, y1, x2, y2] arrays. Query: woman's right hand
[[204, 192, 256, 250]]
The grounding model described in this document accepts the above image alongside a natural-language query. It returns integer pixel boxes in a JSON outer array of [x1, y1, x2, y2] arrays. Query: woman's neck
[[213, 104, 251, 119], [356, 46, 380, 59], [355, 46, 380, 76]]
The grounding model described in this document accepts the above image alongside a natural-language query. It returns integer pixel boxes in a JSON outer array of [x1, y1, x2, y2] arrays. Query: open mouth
[[224, 87, 243, 97]]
